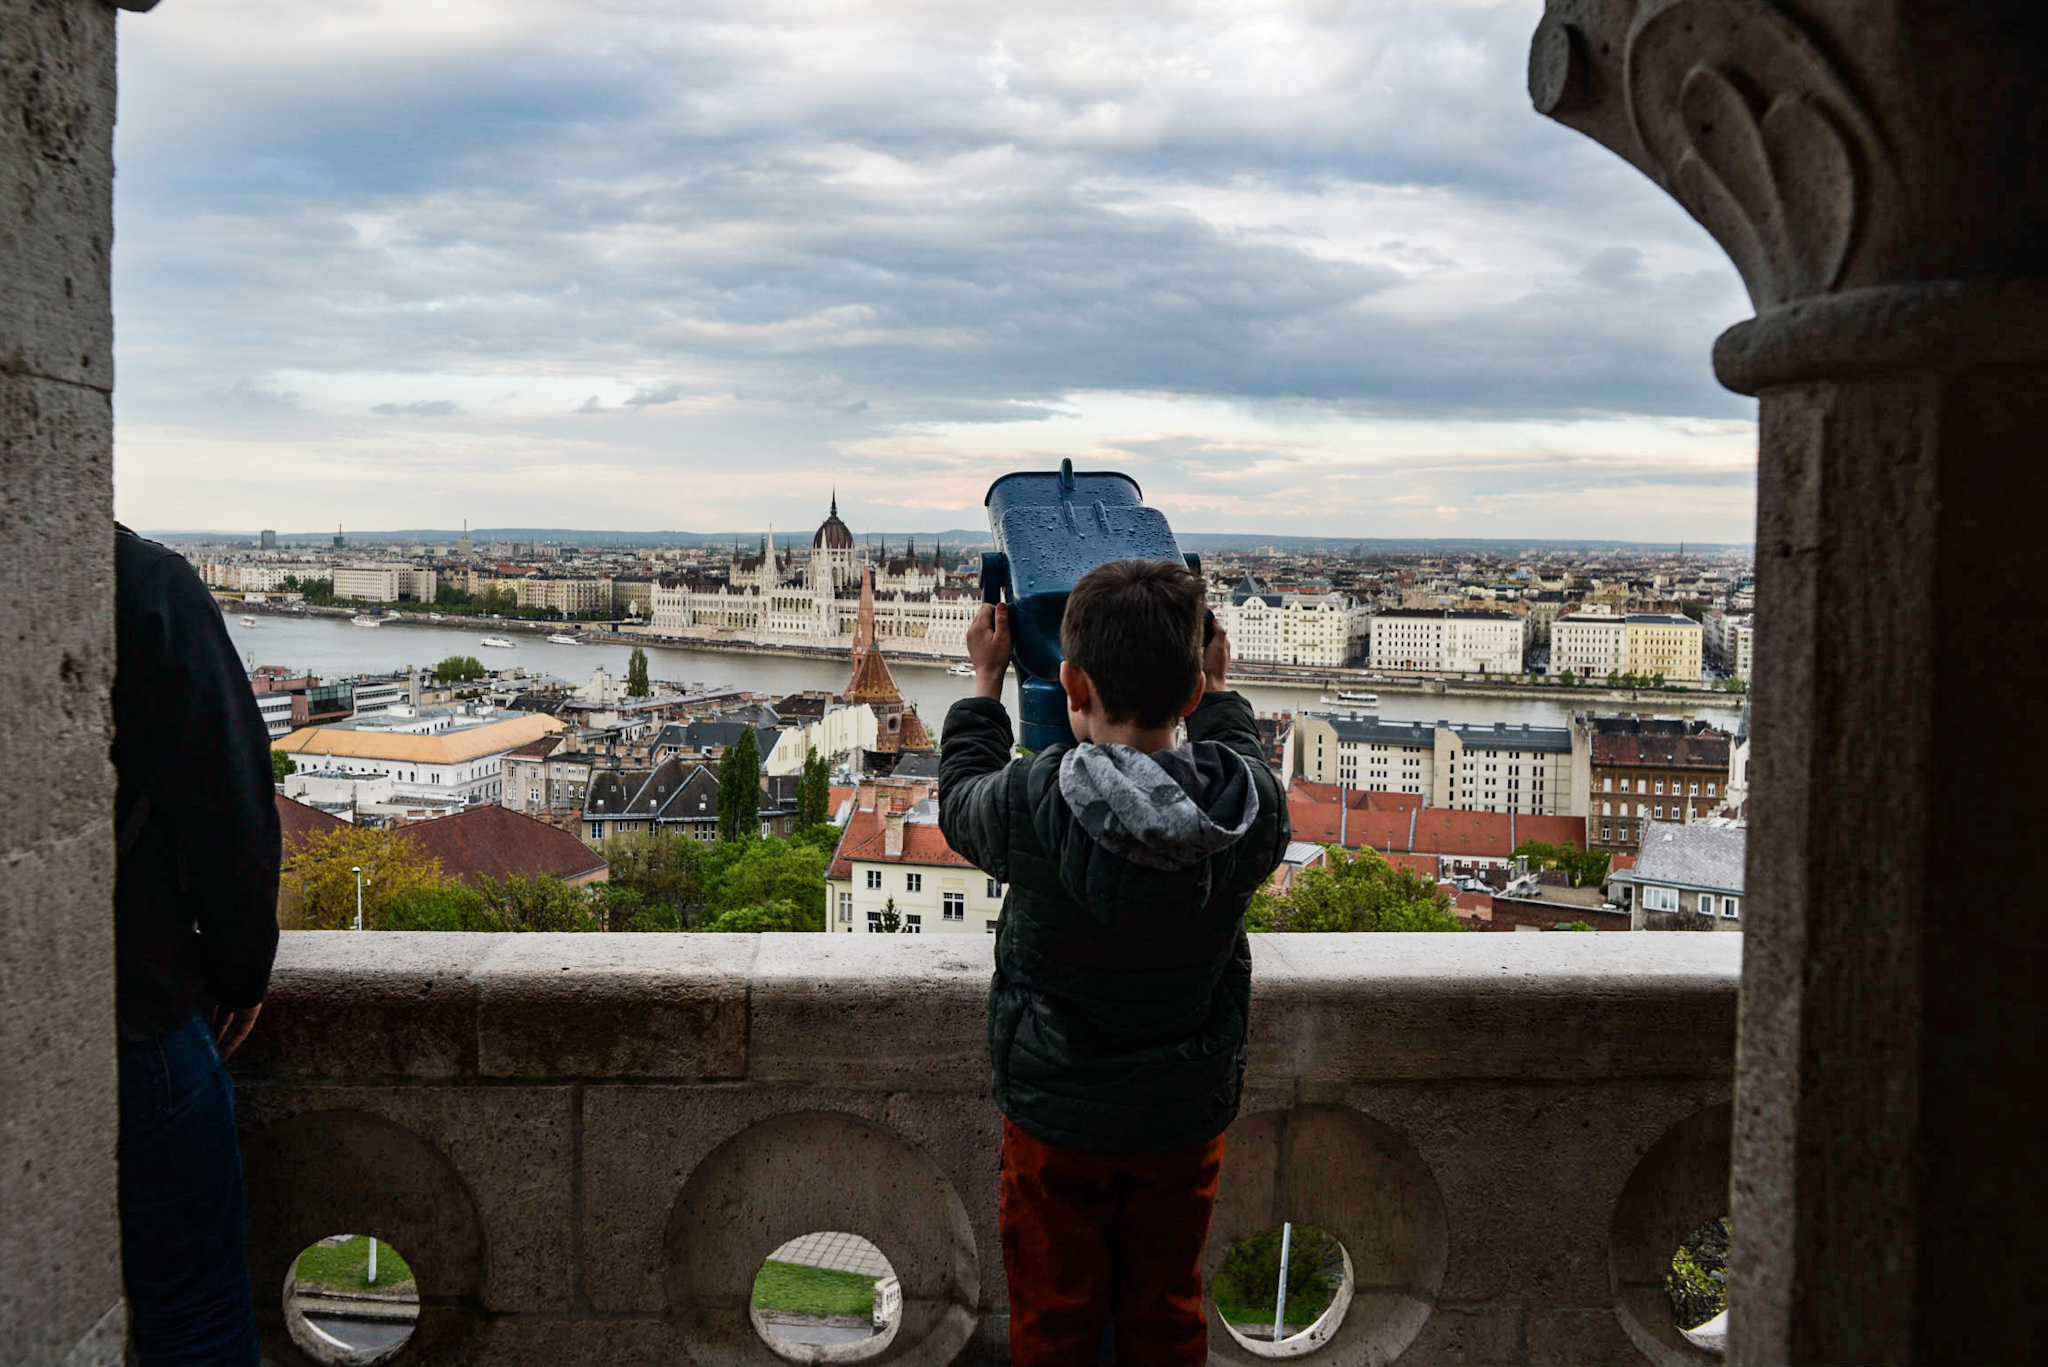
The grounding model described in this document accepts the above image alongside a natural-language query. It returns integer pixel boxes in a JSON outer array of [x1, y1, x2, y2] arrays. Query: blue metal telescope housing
[[980, 459, 1201, 751]]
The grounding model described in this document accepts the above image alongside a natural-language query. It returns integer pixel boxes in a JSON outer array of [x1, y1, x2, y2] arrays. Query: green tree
[[281, 826, 450, 930], [1557, 668, 1576, 686], [1512, 839, 1610, 889], [873, 897, 902, 933], [271, 751, 297, 783], [699, 898, 821, 933], [602, 831, 706, 927], [626, 646, 651, 698], [379, 881, 501, 931], [1665, 1217, 1729, 1330], [797, 747, 832, 828], [477, 873, 595, 931], [434, 654, 486, 683], [708, 838, 827, 925], [1212, 1225, 1346, 1327], [1247, 847, 1464, 933], [716, 727, 762, 842], [1607, 670, 1620, 688]]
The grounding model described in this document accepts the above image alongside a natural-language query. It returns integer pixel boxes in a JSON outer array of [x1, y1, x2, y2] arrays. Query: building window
[[1699, 894, 1717, 917], [906, 873, 923, 893], [1722, 898, 1740, 919], [838, 893, 852, 923], [1602, 825, 1611, 841], [1707, 782, 1718, 797], [865, 870, 882, 890], [867, 910, 883, 932], [986, 919, 999, 933], [943, 892, 964, 921], [1642, 886, 1679, 912], [904, 914, 921, 934], [1655, 805, 1665, 819], [986, 878, 1002, 899], [1689, 782, 1700, 796], [761, 821, 771, 837]]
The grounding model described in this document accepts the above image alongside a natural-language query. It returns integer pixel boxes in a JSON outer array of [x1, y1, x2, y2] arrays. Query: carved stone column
[[1530, 3, 2046, 1362]]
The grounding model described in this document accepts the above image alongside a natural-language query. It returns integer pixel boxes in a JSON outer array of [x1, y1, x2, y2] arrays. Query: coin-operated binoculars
[[979, 459, 1202, 751]]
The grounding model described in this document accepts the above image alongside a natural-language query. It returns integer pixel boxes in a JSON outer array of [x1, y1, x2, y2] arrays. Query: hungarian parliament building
[[645, 497, 978, 658]]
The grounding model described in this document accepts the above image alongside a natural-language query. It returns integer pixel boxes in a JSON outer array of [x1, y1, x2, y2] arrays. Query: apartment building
[[1551, 606, 1626, 678], [513, 575, 615, 616], [1623, 612, 1706, 681], [1210, 577, 1372, 667], [824, 779, 1004, 935], [332, 564, 438, 602], [1369, 609, 1526, 674], [1293, 712, 1574, 815], [1609, 821, 1746, 930], [1571, 715, 1732, 855], [1707, 610, 1755, 681]]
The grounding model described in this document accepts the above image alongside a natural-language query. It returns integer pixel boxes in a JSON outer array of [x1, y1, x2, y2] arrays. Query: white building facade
[[1369, 609, 1526, 675], [1211, 579, 1372, 667]]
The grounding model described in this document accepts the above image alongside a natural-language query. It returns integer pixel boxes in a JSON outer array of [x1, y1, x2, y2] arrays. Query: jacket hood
[[1056, 740, 1261, 874]]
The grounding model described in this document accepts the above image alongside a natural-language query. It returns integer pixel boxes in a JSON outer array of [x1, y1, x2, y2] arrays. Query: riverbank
[[223, 600, 1742, 719]]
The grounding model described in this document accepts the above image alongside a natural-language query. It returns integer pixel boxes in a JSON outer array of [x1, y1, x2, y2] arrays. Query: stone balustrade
[[231, 932, 1741, 1366]]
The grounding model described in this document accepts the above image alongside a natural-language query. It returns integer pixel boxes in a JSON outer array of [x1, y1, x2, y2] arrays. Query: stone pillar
[[0, 2, 127, 1362], [1530, 3, 2046, 1362]]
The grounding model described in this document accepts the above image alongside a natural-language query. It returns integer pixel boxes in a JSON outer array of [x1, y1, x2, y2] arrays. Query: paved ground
[[768, 1230, 891, 1277], [306, 1315, 413, 1354], [765, 1322, 885, 1348]]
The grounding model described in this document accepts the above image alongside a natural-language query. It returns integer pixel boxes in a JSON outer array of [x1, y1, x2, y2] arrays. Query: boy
[[939, 557, 1290, 1366]]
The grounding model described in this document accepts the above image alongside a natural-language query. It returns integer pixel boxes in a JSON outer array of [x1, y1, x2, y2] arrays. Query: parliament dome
[[813, 495, 855, 551]]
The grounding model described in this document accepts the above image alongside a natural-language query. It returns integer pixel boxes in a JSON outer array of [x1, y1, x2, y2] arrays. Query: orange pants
[[1000, 1117, 1224, 1367]]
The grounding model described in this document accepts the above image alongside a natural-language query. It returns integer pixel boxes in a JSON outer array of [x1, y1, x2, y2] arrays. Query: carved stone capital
[[1532, 0, 2048, 367]]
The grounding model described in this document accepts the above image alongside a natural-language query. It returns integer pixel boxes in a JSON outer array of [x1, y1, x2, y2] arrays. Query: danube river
[[228, 613, 1744, 733]]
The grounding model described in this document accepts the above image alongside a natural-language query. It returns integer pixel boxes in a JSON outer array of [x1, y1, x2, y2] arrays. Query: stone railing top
[[235, 931, 1740, 1087]]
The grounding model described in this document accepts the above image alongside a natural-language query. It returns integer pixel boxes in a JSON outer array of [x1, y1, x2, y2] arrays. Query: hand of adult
[[1203, 615, 1231, 693], [213, 1004, 261, 1060], [967, 603, 1012, 699]]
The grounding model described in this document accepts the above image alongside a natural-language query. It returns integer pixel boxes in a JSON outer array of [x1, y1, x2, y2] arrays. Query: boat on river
[[946, 663, 974, 677], [350, 615, 382, 628], [238, 616, 259, 628], [547, 634, 582, 645], [427, 613, 443, 622], [479, 636, 515, 649]]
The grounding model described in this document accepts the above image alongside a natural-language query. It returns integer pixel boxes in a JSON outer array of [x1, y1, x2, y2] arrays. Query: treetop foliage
[[1247, 846, 1464, 933]]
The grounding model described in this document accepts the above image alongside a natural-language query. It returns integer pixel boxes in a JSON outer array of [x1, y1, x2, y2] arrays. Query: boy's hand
[[967, 603, 1012, 699], [1203, 614, 1230, 693]]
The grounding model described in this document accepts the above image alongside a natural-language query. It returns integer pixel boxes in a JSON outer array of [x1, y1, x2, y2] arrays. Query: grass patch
[[293, 1238, 416, 1296], [1213, 1297, 1328, 1330], [751, 1260, 877, 1318]]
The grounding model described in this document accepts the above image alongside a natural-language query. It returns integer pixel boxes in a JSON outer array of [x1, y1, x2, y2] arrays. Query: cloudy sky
[[112, 0, 1757, 542]]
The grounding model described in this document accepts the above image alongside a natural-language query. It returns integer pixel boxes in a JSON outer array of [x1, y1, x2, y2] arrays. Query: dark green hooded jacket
[[938, 691, 1290, 1153]]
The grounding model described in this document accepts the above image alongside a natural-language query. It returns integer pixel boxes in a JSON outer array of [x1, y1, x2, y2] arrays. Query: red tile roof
[[277, 793, 348, 856], [395, 804, 609, 885], [826, 806, 974, 879], [1284, 788, 1587, 860]]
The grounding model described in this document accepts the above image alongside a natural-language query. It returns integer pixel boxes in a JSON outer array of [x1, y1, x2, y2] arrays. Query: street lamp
[[352, 865, 370, 932]]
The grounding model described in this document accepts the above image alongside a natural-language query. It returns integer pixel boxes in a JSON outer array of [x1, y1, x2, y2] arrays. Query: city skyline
[[113, 0, 1758, 540]]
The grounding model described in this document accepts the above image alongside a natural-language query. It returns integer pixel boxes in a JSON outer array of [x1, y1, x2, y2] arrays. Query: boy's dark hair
[[1061, 558, 1207, 728]]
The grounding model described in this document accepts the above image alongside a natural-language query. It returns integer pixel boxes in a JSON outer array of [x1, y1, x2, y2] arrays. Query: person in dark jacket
[[114, 526, 281, 1365], [939, 558, 1289, 1367]]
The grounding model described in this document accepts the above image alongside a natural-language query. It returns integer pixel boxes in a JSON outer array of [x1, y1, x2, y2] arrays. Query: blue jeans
[[118, 1013, 259, 1366]]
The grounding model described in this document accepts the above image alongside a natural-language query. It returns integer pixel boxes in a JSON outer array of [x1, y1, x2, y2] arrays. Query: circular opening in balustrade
[[282, 1234, 420, 1366], [750, 1230, 904, 1364], [1666, 1217, 1729, 1356], [1211, 1223, 1353, 1359]]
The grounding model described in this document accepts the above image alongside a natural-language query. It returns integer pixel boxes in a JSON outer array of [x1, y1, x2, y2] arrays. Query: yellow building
[[1622, 613, 1705, 682]]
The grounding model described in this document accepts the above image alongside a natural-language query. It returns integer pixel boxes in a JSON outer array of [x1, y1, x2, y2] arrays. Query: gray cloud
[[370, 399, 464, 416], [110, 0, 1756, 535]]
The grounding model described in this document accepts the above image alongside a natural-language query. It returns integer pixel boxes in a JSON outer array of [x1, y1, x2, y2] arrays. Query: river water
[[228, 614, 1744, 732]]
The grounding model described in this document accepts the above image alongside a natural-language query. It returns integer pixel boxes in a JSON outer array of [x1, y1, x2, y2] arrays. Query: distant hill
[[149, 527, 1751, 554]]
